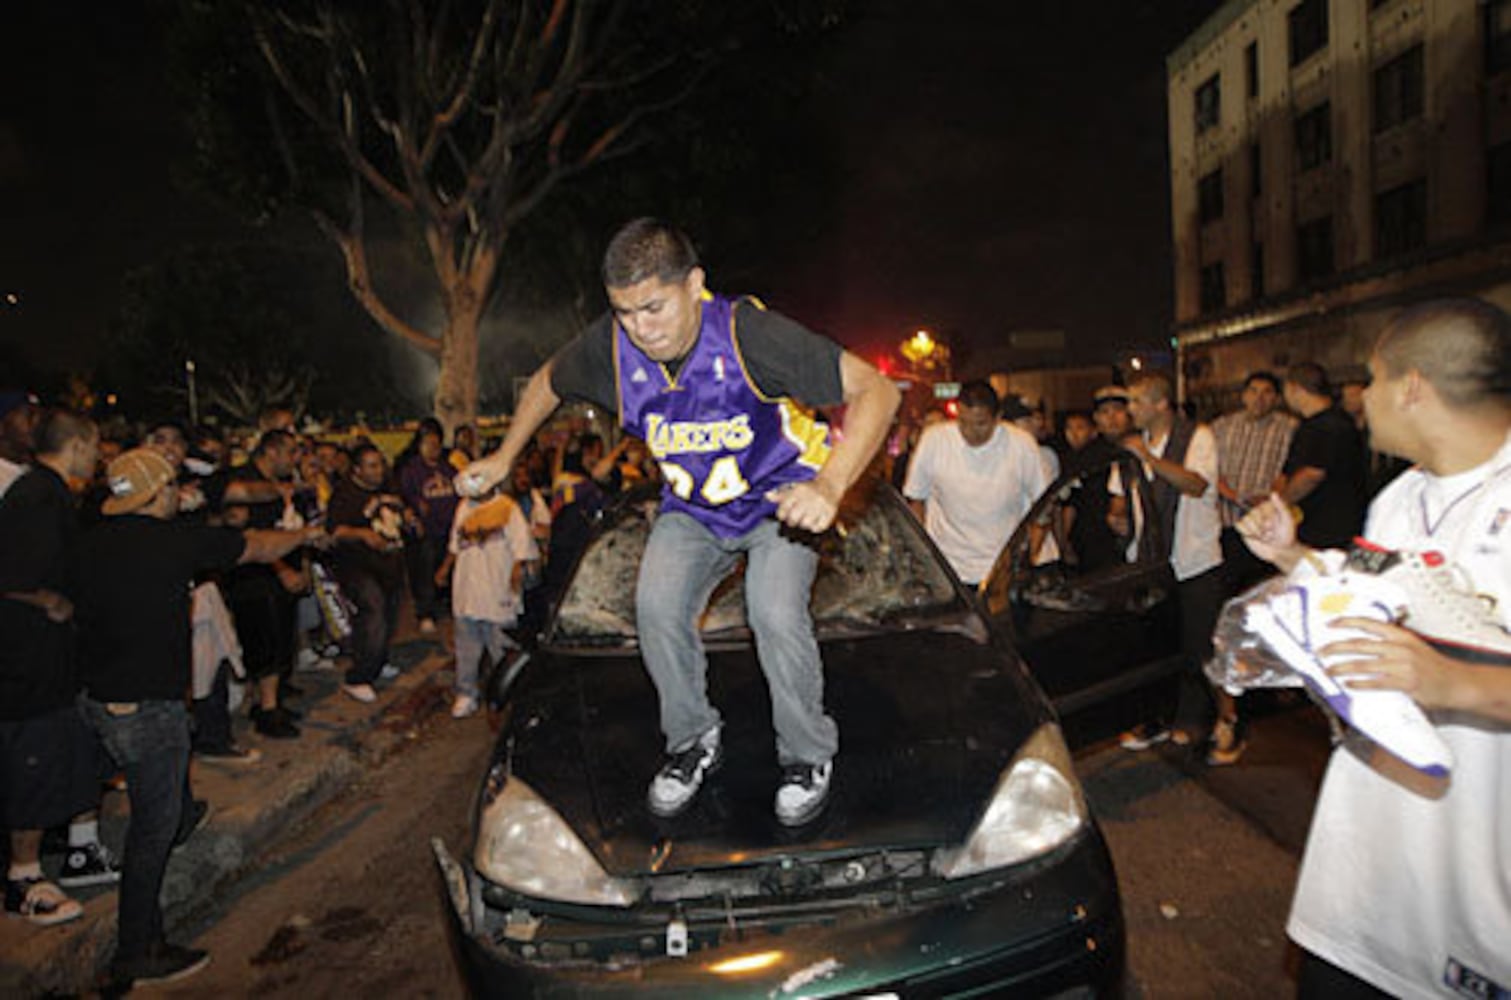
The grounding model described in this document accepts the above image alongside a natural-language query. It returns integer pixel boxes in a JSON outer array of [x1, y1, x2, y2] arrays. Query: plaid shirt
[[1211, 409, 1298, 527]]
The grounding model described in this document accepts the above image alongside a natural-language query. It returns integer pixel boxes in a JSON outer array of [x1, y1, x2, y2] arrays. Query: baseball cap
[[102, 448, 176, 516], [1000, 394, 1035, 421], [1093, 385, 1129, 408], [0, 390, 39, 420]]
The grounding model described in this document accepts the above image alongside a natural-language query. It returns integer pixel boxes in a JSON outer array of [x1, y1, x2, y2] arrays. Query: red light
[[876, 355, 892, 376], [944, 400, 959, 418]]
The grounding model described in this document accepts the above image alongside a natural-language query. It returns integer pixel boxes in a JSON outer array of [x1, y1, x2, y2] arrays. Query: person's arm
[[222, 477, 289, 506], [458, 362, 562, 496], [331, 523, 390, 550], [1122, 432, 1209, 497], [767, 351, 900, 532], [238, 525, 327, 565], [1236, 493, 1312, 573], [1321, 618, 1511, 723], [1, 589, 72, 622], [1277, 466, 1326, 504], [591, 437, 632, 482]]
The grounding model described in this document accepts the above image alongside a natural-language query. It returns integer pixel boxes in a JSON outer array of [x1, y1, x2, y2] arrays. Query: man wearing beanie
[[75, 448, 327, 989]]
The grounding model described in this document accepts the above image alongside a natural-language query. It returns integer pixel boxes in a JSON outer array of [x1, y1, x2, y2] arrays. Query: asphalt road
[[158, 696, 1332, 998]]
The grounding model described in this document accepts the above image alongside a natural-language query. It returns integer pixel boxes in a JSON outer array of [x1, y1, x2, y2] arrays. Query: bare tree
[[244, 0, 702, 433]]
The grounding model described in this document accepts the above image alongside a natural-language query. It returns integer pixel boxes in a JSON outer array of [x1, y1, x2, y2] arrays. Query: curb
[[0, 640, 455, 997]]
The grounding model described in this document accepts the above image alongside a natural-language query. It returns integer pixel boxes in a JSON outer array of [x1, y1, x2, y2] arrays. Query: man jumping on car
[[459, 218, 899, 826]]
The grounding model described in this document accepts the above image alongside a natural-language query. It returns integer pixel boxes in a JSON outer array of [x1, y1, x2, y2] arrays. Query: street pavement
[[0, 631, 457, 997]]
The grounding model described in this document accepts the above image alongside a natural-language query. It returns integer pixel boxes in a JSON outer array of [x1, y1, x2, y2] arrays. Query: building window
[[1251, 243, 1265, 299], [1198, 168, 1225, 224], [1297, 216, 1335, 282], [1245, 42, 1259, 98], [1295, 101, 1332, 171], [1200, 261, 1227, 312], [1373, 46, 1424, 132], [1489, 0, 1511, 75], [1289, 0, 1329, 67], [1250, 142, 1262, 198], [1489, 141, 1511, 225], [1195, 74, 1221, 134], [1375, 179, 1427, 258]]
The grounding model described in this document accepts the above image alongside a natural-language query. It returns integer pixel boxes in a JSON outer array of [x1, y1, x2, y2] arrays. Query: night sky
[[0, 0, 1226, 404]]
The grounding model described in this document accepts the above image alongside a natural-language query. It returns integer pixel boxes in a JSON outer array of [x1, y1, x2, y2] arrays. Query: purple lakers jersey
[[614, 293, 831, 537]]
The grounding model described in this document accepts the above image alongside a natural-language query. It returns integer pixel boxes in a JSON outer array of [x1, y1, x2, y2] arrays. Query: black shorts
[[0, 704, 108, 830], [229, 580, 298, 680]]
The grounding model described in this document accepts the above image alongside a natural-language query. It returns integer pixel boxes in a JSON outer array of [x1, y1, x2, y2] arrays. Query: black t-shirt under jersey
[[549, 299, 847, 413], [77, 516, 246, 702], [0, 466, 80, 719]]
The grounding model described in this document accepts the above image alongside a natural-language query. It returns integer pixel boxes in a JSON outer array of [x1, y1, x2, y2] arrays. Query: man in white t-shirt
[[1241, 297, 1511, 999], [0, 391, 40, 498], [1109, 372, 1231, 756], [903, 381, 1047, 588]]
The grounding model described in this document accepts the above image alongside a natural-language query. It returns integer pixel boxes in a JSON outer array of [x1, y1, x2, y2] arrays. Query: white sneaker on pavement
[[378, 663, 401, 682], [342, 683, 377, 704], [775, 760, 833, 827], [450, 695, 478, 719]]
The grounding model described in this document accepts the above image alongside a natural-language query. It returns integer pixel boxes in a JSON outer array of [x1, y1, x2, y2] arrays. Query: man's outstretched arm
[[769, 351, 900, 533]]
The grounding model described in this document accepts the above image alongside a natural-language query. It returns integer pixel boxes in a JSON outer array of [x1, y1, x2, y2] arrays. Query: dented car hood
[[498, 628, 1050, 878]]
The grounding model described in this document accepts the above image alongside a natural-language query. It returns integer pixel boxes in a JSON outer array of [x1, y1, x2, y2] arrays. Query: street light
[[186, 359, 198, 427]]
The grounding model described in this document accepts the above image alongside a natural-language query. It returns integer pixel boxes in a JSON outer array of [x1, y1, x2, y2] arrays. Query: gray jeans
[[636, 512, 838, 767]]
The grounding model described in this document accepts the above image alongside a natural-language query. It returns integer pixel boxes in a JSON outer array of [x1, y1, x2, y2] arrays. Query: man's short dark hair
[[254, 428, 295, 458], [1377, 298, 1511, 410], [35, 409, 97, 457], [601, 218, 700, 288], [351, 442, 384, 466], [1285, 362, 1331, 399], [1129, 371, 1175, 406], [957, 380, 999, 412], [1244, 371, 1281, 393]]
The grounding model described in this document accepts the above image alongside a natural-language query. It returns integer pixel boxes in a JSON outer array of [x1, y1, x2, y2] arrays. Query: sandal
[[1205, 716, 1247, 767], [4, 877, 83, 926]]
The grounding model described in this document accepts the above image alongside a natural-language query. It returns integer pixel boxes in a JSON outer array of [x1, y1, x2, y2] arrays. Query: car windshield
[[550, 481, 965, 645]]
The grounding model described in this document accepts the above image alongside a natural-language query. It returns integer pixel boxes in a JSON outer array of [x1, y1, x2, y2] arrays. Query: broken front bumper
[[432, 832, 1124, 998]]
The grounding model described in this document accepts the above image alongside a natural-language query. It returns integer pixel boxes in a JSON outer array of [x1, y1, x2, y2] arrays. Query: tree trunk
[[433, 269, 486, 437]]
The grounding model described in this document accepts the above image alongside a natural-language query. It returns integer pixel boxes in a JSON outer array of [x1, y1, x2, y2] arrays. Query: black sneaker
[[774, 760, 834, 827], [646, 727, 722, 818], [57, 841, 122, 888], [110, 941, 210, 986], [252, 706, 300, 740]]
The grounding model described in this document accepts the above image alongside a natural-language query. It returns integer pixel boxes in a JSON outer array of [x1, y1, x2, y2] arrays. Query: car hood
[[498, 628, 1052, 878]]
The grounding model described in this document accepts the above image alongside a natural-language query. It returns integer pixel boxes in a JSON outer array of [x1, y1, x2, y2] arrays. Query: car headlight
[[931, 723, 1087, 879], [474, 771, 642, 906]]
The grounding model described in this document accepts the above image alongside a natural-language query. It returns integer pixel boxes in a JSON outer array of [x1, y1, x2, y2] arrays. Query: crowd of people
[[0, 390, 660, 988], [3, 202, 1505, 997], [895, 359, 1379, 767]]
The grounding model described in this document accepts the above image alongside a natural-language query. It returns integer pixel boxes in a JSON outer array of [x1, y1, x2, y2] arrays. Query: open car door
[[982, 452, 1186, 719]]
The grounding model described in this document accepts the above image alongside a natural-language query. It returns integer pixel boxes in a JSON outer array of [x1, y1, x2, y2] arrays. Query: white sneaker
[[775, 760, 833, 827], [646, 727, 722, 818], [378, 663, 400, 681], [450, 695, 478, 719], [341, 683, 377, 704], [295, 648, 337, 673], [1247, 574, 1453, 776]]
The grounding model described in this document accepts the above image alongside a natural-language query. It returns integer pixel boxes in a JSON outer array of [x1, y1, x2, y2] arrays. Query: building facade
[[1168, 0, 1511, 413]]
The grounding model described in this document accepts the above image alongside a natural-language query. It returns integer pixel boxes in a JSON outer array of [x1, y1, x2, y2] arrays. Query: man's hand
[[1236, 493, 1304, 571], [41, 590, 73, 623], [456, 457, 506, 498], [1321, 618, 1466, 711], [303, 526, 334, 551], [1121, 433, 1152, 463], [275, 563, 309, 595], [766, 480, 841, 533]]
